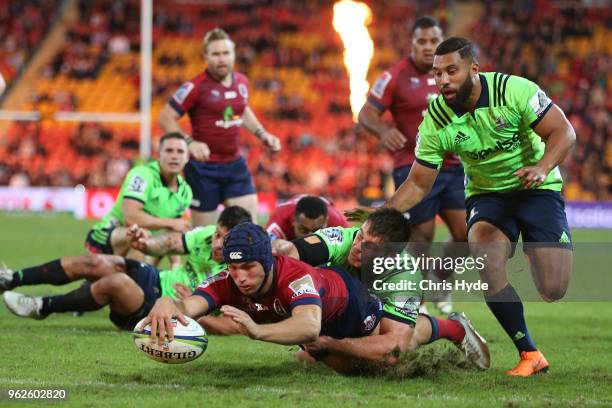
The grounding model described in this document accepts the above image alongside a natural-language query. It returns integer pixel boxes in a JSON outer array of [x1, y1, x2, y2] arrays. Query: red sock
[[436, 317, 465, 344]]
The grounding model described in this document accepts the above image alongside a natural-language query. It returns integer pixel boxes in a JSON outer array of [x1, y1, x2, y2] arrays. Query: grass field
[[1, 213, 611, 407]]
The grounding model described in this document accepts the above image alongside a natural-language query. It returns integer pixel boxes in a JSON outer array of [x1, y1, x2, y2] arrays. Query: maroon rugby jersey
[[265, 194, 349, 241], [170, 70, 249, 163], [194, 255, 348, 332], [367, 57, 460, 168]]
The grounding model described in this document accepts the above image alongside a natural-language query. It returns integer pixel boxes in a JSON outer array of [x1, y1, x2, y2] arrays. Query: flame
[[333, 0, 374, 122]]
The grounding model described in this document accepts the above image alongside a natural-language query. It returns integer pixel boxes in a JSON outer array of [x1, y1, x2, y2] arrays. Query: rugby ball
[[133, 316, 208, 364]]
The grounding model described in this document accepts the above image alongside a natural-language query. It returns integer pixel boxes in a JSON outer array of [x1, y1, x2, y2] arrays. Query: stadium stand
[[0, 0, 609, 203]]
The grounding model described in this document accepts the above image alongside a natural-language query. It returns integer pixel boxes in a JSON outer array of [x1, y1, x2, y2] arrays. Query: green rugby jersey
[[159, 225, 227, 298], [415, 72, 562, 197], [90, 161, 192, 243], [313, 226, 422, 325]]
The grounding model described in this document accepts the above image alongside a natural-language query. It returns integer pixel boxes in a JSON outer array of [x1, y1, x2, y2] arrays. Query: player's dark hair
[[366, 208, 411, 242], [159, 132, 187, 147], [218, 206, 252, 229], [411, 15, 440, 33], [295, 196, 328, 220], [435, 37, 477, 62]]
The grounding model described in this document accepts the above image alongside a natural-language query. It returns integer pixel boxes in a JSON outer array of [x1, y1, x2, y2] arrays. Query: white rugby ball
[[133, 316, 208, 364]]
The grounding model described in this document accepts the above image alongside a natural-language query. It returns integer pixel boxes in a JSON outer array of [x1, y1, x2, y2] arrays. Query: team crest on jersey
[[362, 314, 378, 332], [127, 175, 147, 194], [410, 77, 420, 89], [173, 82, 194, 104], [288, 275, 318, 298], [371, 71, 392, 98], [238, 83, 248, 99], [320, 227, 343, 245], [528, 89, 551, 117]]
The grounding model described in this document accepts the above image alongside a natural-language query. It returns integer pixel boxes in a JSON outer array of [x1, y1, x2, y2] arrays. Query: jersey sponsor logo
[[229, 251, 243, 260], [238, 83, 248, 99], [454, 131, 469, 144], [469, 208, 479, 221], [266, 223, 286, 240], [464, 132, 521, 161], [273, 298, 288, 316], [224, 91, 237, 99], [173, 82, 194, 104], [288, 275, 318, 298], [198, 270, 229, 289], [528, 89, 551, 117], [127, 175, 147, 194], [393, 296, 419, 318], [371, 71, 392, 98], [494, 116, 508, 131], [215, 106, 243, 129], [320, 227, 343, 245]]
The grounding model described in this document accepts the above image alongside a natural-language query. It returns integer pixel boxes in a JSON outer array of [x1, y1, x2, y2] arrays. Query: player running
[[265, 194, 349, 241], [349, 37, 576, 377], [358, 16, 467, 314], [84, 132, 192, 265], [1, 206, 251, 329], [274, 207, 489, 370], [160, 27, 281, 226]]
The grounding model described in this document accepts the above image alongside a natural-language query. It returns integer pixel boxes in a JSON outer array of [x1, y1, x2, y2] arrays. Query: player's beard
[[444, 74, 474, 111]]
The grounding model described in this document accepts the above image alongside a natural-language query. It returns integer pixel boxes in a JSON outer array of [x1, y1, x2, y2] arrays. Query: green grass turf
[[0, 213, 611, 407]]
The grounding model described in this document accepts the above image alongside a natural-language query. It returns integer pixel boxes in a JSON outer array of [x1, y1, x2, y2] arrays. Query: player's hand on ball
[[142, 297, 188, 345], [513, 165, 547, 189], [189, 141, 211, 162], [381, 128, 407, 151], [172, 282, 192, 300], [262, 133, 281, 153], [220, 305, 261, 339], [344, 207, 375, 223]]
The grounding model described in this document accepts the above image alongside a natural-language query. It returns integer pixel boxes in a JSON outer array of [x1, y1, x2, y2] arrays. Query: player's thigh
[[468, 220, 513, 294], [225, 194, 257, 222], [91, 273, 144, 312], [191, 209, 218, 226], [527, 247, 572, 302], [109, 227, 130, 255]]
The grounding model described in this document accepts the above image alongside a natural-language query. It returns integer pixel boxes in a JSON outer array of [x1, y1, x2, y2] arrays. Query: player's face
[[347, 222, 385, 268], [433, 52, 478, 109], [159, 138, 189, 175], [212, 225, 230, 262], [228, 261, 266, 296], [205, 39, 235, 80], [411, 26, 443, 69], [293, 213, 327, 238]]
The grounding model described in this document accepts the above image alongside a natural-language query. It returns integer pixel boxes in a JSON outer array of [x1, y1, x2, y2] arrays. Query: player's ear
[[470, 62, 479, 76]]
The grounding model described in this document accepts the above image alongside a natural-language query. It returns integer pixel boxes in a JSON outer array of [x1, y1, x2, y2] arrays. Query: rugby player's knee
[[540, 286, 567, 302]]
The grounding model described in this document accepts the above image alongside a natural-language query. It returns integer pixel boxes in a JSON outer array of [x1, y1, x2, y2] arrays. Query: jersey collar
[[449, 73, 489, 117]]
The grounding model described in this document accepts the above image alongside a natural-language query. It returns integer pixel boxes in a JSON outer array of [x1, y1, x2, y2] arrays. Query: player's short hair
[[366, 208, 411, 242], [159, 132, 187, 147], [411, 15, 441, 33], [434, 37, 477, 62], [203, 27, 233, 53], [218, 206, 252, 230], [295, 196, 328, 220]]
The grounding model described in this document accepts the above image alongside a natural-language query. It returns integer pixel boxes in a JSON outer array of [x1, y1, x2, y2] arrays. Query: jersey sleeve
[[313, 226, 358, 265], [378, 262, 423, 326], [414, 117, 446, 170], [506, 75, 553, 128], [121, 166, 155, 203], [366, 70, 396, 112], [193, 271, 231, 312], [182, 225, 214, 254], [169, 80, 199, 116]]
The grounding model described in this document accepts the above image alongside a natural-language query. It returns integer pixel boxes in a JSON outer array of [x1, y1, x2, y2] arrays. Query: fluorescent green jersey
[[159, 225, 227, 298], [415, 72, 562, 197], [313, 226, 422, 325], [89, 161, 192, 246]]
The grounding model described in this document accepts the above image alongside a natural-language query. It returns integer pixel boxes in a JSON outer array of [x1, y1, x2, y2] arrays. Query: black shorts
[[393, 164, 466, 225], [109, 261, 162, 330], [466, 190, 572, 254], [84, 226, 116, 254]]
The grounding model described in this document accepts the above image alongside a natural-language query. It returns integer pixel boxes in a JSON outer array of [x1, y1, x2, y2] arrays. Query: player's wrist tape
[[254, 126, 266, 138]]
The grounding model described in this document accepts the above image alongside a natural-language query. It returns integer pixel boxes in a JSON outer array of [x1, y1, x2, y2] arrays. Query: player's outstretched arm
[[513, 105, 576, 188], [123, 199, 190, 232], [358, 101, 406, 151], [127, 225, 186, 256], [142, 295, 209, 345], [221, 304, 321, 345], [306, 318, 413, 366], [386, 161, 438, 213], [242, 106, 281, 152]]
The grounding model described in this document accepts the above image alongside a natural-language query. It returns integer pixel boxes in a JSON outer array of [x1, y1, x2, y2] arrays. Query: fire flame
[[333, 0, 374, 121]]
